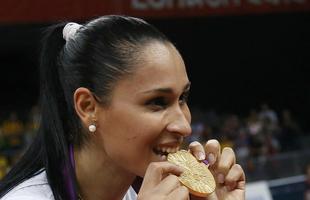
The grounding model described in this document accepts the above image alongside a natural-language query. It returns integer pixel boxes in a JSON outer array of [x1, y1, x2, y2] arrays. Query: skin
[[73, 42, 245, 200]]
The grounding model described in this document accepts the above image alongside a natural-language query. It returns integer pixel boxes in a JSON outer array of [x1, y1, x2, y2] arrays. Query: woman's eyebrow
[[142, 87, 173, 94], [141, 82, 191, 94], [184, 82, 191, 91]]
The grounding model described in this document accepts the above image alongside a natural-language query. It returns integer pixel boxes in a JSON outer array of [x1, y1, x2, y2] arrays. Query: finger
[[167, 186, 189, 200], [155, 174, 181, 195], [216, 147, 236, 184], [204, 139, 221, 166], [225, 164, 246, 191], [188, 141, 205, 161], [140, 162, 183, 191]]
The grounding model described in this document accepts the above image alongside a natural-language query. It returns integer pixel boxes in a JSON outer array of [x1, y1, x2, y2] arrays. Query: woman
[[0, 15, 245, 200]]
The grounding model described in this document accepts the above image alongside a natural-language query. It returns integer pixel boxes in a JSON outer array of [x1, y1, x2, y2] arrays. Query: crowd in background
[[187, 103, 308, 158], [0, 103, 309, 181], [0, 105, 40, 179], [185, 103, 310, 182]]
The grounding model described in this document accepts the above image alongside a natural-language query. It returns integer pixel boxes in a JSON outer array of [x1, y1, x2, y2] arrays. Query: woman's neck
[[74, 144, 136, 200]]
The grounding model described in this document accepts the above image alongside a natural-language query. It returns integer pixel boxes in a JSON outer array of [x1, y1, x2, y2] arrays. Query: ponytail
[[0, 23, 77, 200], [39, 23, 77, 200]]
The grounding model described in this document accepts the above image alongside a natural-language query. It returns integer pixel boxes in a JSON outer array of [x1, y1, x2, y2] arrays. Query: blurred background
[[0, 1, 309, 199]]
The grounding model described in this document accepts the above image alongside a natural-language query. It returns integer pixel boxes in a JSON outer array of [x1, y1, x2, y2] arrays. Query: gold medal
[[167, 150, 216, 197]]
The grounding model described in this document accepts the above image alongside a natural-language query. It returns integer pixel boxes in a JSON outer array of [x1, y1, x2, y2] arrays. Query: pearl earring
[[88, 124, 96, 133]]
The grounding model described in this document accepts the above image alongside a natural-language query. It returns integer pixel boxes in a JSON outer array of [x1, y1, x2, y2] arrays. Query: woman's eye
[[146, 97, 168, 110], [179, 92, 189, 105]]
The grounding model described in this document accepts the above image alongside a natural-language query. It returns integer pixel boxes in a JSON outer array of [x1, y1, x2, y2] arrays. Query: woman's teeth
[[161, 155, 167, 161], [154, 146, 180, 156]]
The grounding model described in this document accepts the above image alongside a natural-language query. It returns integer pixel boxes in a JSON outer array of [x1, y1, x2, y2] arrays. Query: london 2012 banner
[[1, 0, 309, 23]]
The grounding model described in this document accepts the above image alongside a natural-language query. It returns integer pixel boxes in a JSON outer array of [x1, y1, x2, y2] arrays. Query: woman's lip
[[155, 141, 181, 148]]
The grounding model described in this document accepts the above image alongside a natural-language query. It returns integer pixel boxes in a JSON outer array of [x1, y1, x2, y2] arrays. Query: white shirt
[[1, 171, 137, 200]]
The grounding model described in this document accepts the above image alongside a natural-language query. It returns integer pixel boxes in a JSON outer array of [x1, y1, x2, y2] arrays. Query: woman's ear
[[74, 87, 98, 127]]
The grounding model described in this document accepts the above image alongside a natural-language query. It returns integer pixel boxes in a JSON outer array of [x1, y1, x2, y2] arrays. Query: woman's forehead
[[134, 44, 187, 81], [140, 42, 180, 63], [136, 42, 185, 74], [113, 43, 189, 96]]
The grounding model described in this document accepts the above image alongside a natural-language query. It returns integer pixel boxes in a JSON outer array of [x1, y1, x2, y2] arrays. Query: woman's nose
[[166, 109, 192, 137]]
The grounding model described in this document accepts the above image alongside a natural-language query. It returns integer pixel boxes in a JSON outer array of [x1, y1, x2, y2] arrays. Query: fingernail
[[202, 159, 209, 165], [208, 153, 215, 165], [217, 173, 225, 184], [198, 152, 205, 160]]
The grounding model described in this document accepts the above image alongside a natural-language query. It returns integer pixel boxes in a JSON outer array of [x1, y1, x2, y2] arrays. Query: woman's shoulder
[[1, 170, 54, 200]]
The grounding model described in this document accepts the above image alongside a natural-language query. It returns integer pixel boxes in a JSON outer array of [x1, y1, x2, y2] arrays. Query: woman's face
[[96, 42, 191, 177]]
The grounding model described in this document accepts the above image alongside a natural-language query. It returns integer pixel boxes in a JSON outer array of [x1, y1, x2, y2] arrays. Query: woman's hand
[[137, 161, 190, 200], [189, 140, 245, 200]]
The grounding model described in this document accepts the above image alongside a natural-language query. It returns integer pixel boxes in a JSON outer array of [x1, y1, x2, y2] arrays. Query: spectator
[[0, 112, 24, 149], [279, 109, 302, 152], [1, 112, 24, 136], [305, 164, 310, 200], [258, 103, 278, 127]]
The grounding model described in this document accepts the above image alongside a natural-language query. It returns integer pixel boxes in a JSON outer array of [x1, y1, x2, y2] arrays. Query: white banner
[[246, 181, 273, 200]]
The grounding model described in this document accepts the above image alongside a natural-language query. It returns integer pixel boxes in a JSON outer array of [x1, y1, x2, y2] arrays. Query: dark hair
[[0, 15, 170, 200]]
